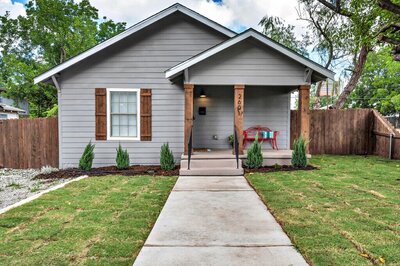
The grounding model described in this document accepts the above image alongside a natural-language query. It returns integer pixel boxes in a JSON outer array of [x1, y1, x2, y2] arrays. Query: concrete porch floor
[[181, 149, 309, 166]]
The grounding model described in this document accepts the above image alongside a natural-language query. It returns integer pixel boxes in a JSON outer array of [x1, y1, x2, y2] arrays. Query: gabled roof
[[34, 3, 236, 84], [165, 29, 335, 80]]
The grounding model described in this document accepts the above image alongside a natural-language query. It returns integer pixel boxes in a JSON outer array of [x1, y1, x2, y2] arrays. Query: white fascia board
[[34, 4, 236, 84], [166, 30, 335, 80]]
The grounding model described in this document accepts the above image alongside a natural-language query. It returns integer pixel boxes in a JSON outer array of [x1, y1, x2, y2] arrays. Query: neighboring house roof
[[166, 29, 335, 80], [0, 103, 25, 113], [34, 3, 236, 84]]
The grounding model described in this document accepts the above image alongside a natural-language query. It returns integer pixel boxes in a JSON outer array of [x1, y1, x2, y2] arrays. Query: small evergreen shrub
[[79, 141, 95, 171], [245, 137, 263, 169], [228, 134, 234, 147], [160, 143, 175, 170], [116, 144, 130, 169], [292, 135, 308, 168]]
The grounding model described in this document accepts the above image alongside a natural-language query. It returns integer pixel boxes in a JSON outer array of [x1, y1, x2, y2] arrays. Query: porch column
[[298, 85, 310, 151], [234, 85, 245, 155], [184, 83, 194, 155]]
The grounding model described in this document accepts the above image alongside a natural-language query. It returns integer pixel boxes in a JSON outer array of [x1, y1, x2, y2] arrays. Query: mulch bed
[[245, 165, 318, 173], [35, 165, 179, 180]]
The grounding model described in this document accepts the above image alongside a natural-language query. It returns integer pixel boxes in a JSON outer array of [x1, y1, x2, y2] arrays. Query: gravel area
[[0, 168, 68, 210]]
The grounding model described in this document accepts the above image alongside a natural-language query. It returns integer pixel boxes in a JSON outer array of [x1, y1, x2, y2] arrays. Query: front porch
[[181, 149, 303, 166]]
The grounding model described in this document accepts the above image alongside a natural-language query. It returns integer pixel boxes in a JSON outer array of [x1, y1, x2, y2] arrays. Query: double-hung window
[[107, 88, 140, 140]]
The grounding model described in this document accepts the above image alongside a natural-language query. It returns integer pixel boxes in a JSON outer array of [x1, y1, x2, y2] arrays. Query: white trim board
[[166, 29, 335, 80], [0, 175, 88, 215], [34, 3, 236, 85]]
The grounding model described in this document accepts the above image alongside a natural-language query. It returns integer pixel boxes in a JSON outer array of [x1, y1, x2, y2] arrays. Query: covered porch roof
[[166, 29, 335, 85]]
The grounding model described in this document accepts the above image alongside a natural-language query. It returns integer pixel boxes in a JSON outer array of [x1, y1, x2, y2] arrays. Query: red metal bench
[[243, 125, 279, 150]]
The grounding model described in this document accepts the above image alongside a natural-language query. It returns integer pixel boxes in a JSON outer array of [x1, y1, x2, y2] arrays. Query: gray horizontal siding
[[188, 39, 306, 86], [58, 14, 227, 168], [193, 86, 292, 150]]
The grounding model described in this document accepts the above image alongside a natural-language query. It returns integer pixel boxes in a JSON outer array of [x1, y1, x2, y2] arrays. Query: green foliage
[[245, 138, 263, 169], [350, 46, 400, 115], [228, 134, 234, 147], [160, 143, 175, 170], [0, 0, 126, 117], [79, 141, 95, 171], [292, 135, 308, 168], [259, 16, 310, 57], [116, 144, 130, 170], [45, 104, 58, 117]]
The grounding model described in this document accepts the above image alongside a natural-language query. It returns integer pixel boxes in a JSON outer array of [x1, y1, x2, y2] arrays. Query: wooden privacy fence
[[291, 109, 400, 160], [0, 118, 58, 169]]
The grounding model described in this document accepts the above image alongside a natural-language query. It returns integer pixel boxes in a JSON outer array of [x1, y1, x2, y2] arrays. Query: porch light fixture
[[199, 89, 207, 98]]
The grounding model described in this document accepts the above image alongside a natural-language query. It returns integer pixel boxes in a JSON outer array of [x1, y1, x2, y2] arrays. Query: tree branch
[[378, 0, 400, 15], [316, 0, 353, 17]]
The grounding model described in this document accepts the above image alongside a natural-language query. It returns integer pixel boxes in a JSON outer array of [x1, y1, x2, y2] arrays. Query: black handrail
[[187, 128, 193, 170], [234, 129, 239, 169]]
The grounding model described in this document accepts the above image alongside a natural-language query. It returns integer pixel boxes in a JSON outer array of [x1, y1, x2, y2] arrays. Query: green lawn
[[247, 155, 400, 266], [0, 175, 177, 265]]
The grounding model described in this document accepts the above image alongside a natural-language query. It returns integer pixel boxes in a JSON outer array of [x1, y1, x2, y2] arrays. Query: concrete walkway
[[134, 176, 308, 266]]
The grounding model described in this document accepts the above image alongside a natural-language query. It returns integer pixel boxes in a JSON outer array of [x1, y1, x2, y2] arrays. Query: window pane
[[111, 114, 119, 126], [120, 115, 128, 126], [112, 126, 119, 137], [120, 125, 129, 137]]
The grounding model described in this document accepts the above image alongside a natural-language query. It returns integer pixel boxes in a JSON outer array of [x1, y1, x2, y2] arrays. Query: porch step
[[179, 158, 244, 176]]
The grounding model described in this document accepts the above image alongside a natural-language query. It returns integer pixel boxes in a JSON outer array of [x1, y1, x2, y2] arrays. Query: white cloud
[[90, 0, 308, 36], [0, 0, 26, 18], [0, 0, 308, 37]]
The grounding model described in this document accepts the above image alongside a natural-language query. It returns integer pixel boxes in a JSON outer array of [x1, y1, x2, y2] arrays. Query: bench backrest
[[244, 125, 271, 137]]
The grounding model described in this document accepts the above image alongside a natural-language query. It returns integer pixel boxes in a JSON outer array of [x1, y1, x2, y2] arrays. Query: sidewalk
[[134, 176, 308, 266]]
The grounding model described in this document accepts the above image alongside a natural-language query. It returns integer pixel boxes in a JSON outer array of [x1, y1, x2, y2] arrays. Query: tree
[[300, 0, 400, 109], [350, 46, 400, 115], [259, 15, 310, 57], [0, 0, 126, 117], [297, 2, 350, 108]]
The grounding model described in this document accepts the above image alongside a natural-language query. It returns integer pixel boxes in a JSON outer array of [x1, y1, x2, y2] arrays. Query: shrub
[[228, 134, 234, 147], [245, 137, 263, 169], [79, 141, 95, 170], [292, 135, 308, 168], [116, 144, 130, 170], [160, 143, 175, 170]]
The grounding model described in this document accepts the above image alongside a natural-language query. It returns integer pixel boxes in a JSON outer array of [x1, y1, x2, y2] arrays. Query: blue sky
[[11, 0, 27, 4]]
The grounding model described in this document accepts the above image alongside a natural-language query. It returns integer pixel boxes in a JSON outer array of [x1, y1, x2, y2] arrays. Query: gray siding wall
[[188, 39, 306, 86], [193, 86, 292, 150], [58, 14, 227, 168]]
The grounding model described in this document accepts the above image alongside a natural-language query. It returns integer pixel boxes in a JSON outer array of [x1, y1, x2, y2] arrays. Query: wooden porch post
[[298, 85, 310, 151], [234, 85, 245, 155], [184, 84, 194, 155]]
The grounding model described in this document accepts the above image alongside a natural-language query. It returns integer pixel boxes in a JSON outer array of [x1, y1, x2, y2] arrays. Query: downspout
[[51, 75, 62, 169]]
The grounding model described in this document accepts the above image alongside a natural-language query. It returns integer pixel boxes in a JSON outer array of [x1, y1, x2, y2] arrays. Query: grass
[[247, 155, 400, 266], [0, 175, 177, 265]]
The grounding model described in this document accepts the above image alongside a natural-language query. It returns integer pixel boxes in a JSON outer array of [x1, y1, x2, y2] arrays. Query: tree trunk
[[314, 81, 323, 109], [333, 45, 369, 109]]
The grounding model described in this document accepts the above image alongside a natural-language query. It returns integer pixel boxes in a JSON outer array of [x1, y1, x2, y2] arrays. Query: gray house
[[35, 3, 334, 170]]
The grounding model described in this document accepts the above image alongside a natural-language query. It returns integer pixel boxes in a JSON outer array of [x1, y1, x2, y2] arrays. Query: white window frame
[[106, 88, 141, 141]]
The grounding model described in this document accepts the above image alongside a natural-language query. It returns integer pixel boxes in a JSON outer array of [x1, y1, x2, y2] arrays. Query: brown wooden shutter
[[95, 88, 107, 140], [140, 89, 152, 141]]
